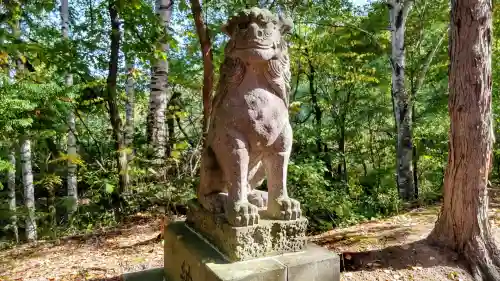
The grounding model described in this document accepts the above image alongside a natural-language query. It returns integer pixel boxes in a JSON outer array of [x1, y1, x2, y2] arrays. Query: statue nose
[[249, 23, 263, 39]]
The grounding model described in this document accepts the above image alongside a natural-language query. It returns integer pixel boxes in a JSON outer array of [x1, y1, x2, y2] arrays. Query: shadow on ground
[[338, 239, 469, 272], [85, 267, 164, 281]]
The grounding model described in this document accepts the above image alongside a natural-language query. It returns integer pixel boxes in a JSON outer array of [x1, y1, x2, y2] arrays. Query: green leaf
[[174, 141, 189, 150], [171, 150, 181, 159], [105, 183, 114, 194]]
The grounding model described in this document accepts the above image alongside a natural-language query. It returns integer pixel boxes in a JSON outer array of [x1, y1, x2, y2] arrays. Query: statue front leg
[[264, 124, 301, 220], [214, 130, 259, 226], [247, 158, 268, 209]]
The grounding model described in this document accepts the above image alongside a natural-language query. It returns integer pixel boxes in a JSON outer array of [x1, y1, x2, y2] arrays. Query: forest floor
[[2, 204, 500, 281]]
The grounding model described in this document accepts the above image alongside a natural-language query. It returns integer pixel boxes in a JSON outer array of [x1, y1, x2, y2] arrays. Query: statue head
[[222, 7, 293, 63]]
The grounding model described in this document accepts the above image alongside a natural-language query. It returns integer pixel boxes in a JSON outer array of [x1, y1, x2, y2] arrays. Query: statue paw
[[225, 200, 260, 226], [199, 193, 228, 214], [267, 196, 302, 220], [247, 190, 268, 208]]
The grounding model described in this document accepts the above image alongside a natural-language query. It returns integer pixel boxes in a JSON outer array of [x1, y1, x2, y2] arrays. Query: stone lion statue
[[197, 7, 301, 227]]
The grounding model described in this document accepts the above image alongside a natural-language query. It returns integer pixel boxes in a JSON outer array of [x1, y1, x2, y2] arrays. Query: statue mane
[[210, 40, 292, 122]]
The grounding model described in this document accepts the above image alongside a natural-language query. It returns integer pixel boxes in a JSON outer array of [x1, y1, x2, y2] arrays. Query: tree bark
[[428, 1, 499, 280], [61, 0, 78, 216], [107, 1, 128, 203], [7, 149, 18, 243], [307, 52, 322, 153], [189, 0, 214, 137], [14, 16, 37, 242], [125, 60, 135, 185], [21, 136, 37, 242], [166, 91, 180, 158], [148, 0, 173, 167], [338, 90, 351, 183], [388, 0, 415, 201]]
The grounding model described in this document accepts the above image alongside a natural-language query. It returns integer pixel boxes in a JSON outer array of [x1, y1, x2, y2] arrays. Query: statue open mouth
[[235, 44, 273, 50]]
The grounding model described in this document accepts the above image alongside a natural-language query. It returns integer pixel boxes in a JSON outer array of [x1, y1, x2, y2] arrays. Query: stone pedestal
[[164, 221, 340, 281], [186, 200, 308, 262]]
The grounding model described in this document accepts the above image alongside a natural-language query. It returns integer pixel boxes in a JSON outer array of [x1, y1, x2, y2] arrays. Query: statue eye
[[238, 22, 248, 29]]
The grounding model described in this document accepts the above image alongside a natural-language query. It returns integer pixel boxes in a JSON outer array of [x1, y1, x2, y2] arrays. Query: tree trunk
[[21, 136, 37, 242], [7, 149, 18, 243], [305, 50, 322, 153], [61, 0, 78, 216], [125, 60, 135, 185], [166, 91, 180, 158], [189, 0, 214, 137], [147, 0, 173, 167], [388, 0, 414, 201], [338, 90, 351, 183], [107, 1, 128, 206], [15, 17, 37, 242], [428, 1, 500, 280]]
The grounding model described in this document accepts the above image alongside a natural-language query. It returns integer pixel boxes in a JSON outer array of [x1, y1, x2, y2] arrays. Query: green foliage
[[0, 0, 487, 242]]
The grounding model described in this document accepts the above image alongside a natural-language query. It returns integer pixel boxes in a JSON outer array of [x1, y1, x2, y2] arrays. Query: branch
[[175, 115, 190, 141], [402, 0, 414, 19], [74, 109, 105, 159], [413, 26, 448, 95], [297, 21, 387, 54]]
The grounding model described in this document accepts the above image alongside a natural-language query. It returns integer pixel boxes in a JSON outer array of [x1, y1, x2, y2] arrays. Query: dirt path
[[2, 206, 500, 281], [0, 214, 164, 281], [313, 204, 500, 281]]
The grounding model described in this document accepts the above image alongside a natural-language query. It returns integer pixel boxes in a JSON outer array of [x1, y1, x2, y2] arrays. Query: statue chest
[[216, 85, 289, 145], [225, 71, 286, 112], [221, 86, 287, 120]]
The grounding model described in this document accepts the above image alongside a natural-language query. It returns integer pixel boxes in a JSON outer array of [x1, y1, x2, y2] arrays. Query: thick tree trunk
[[190, 0, 214, 136], [7, 149, 18, 243], [21, 136, 37, 242], [107, 2, 128, 203], [148, 0, 172, 167], [61, 0, 78, 216], [388, 0, 415, 201], [428, 1, 500, 280], [124, 60, 135, 185]]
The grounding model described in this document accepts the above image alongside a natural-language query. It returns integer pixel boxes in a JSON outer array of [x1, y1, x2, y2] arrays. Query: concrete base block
[[164, 221, 340, 281], [186, 200, 308, 262]]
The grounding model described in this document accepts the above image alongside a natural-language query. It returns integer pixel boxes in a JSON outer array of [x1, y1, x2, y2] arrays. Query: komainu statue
[[197, 7, 301, 227]]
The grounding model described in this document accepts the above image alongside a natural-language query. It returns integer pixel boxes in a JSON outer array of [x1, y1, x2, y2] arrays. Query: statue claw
[[226, 200, 260, 226], [267, 196, 301, 221], [247, 190, 268, 209]]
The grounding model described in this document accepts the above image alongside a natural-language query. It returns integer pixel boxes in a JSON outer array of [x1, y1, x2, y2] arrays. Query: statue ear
[[279, 15, 293, 34], [221, 24, 233, 36]]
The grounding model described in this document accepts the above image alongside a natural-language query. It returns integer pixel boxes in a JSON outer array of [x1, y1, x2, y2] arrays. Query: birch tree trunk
[[61, 0, 78, 216], [7, 149, 18, 243], [147, 0, 173, 168], [388, 0, 415, 200], [14, 17, 37, 242], [428, 1, 500, 280], [21, 136, 37, 242]]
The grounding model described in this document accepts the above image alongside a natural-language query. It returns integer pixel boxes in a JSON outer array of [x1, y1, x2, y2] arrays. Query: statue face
[[223, 8, 292, 63]]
